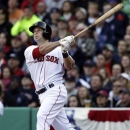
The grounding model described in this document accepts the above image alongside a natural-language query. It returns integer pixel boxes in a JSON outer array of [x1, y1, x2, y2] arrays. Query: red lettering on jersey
[[45, 55, 59, 64], [37, 56, 44, 62], [46, 55, 50, 61], [54, 57, 59, 64], [50, 56, 54, 62]]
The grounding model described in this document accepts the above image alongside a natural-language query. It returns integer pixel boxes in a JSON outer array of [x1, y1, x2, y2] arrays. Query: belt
[[36, 83, 54, 95]]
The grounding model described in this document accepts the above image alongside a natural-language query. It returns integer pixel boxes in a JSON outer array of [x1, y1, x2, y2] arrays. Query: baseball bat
[[74, 3, 124, 38]]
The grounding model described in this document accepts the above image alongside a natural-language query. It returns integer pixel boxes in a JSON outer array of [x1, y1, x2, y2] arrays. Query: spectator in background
[[75, 23, 96, 59], [1, 66, 12, 90], [7, 36, 26, 67], [102, 44, 119, 75], [117, 39, 127, 57], [11, 5, 41, 37], [121, 55, 130, 74], [77, 86, 91, 107], [94, 54, 106, 73], [0, 48, 6, 76], [0, 85, 4, 117], [68, 16, 78, 34], [75, 7, 87, 24], [0, 80, 5, 94], [50, 25, 59, 42], [93, 89, 110, 107], [36, 1, 51, 24], [117, 88, 130, 107], [67, 95, 80, 107], [20, 31, 32, 47], [86, 2, 99, 25], [101, 2, 125, 46], [109, 0, 129, 32], [111, 63, 123, 81], [21, 75, 39, 107], [21, 0, 42, 13], [98, 67, 113, 92], [126, 25, 130, 35], [57, 17, 70, 39], [67, 65, 91, 89], [64, 75, 77, 102], [89, 74, 103, 106], [68, 39, 86, 73], [45, 0, 66, 13], [50, 8, 61, 25], [0, 31, 11, 54], [124, 34, 130, 54], [0, 7, 13, 36], [109, 79, 123, 107], [61, 1, 74, 21], [8, 0, 23, 25], [94, 19, 105, 54], [3, 76, 28, 107], [81, 60, 95, 83], [119, 73, 130, 90], [7, 53, 25, 78]]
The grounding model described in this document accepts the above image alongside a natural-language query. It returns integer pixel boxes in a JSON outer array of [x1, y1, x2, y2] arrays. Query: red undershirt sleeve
[[32, 47, 43, 59]]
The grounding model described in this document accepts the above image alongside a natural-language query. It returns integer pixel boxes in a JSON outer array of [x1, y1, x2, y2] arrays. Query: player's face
[[33, 27, 44, 42]]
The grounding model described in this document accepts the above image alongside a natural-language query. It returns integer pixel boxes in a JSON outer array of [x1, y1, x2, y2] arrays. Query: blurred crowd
[[0, 0, 130, 108]]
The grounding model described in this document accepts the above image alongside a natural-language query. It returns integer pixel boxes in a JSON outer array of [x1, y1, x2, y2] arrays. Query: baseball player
[[24, 21, 75, 130]]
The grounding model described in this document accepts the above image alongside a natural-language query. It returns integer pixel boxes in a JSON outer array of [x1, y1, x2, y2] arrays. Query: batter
[[24, 21, 75, 130]]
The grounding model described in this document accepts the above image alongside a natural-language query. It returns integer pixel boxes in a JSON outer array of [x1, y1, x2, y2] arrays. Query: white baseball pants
[[36, 84, 75, 130]]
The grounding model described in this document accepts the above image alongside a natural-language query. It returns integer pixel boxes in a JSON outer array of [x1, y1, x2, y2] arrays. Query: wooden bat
[[74, 3, 124, 38]]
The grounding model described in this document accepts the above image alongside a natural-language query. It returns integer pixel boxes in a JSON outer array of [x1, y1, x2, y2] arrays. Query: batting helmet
[[29, 21, 52, 41]]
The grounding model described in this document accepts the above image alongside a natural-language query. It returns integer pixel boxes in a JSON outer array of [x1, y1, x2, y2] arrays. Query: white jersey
[[0, 101, 4, 117], [24, 45, 65, 91]]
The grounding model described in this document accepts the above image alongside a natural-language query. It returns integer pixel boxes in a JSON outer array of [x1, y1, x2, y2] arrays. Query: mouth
[[34, 35, 38, 39]]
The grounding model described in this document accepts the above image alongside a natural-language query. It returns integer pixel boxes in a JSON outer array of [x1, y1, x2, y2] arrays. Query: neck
[[67, 88, 74, 93], [124, 67, 130, 72], [118, 52, 125, 57], [38, 12, 45, 15], [37, 39, 48, 46], [80, 99, 85, 105], [98, 103, 106, 107], [105, 58, 112, 64], [8, 8, 16, 13], [64, 12, 70, 14], [114, 93, 119, 97]]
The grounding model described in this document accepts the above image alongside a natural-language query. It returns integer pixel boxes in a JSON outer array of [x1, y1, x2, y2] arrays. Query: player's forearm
[[63, 53, 75, 70], [39, 41, 61, 55]]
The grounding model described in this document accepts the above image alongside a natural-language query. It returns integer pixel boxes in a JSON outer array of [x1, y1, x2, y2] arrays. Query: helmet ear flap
[[42, 30, 50, 41]]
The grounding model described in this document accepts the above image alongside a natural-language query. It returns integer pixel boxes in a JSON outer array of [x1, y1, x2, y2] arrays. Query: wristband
[[62, 52, 69, 58]]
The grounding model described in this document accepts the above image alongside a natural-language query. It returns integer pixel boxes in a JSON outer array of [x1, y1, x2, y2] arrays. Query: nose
[[34, 31, 37, 35]]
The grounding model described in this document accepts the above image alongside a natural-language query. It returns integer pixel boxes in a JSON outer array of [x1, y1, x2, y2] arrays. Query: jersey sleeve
[[24, 45, 37, 63]]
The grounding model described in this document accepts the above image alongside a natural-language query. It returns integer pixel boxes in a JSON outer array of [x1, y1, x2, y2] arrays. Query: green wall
[[0, 107, 38, 130]]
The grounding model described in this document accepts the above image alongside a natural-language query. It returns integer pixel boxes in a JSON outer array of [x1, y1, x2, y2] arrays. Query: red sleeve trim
[[32, 47, 43, 59]]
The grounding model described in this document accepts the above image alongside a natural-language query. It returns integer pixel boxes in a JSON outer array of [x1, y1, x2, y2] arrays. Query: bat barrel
[[74, 3, 123, 38]]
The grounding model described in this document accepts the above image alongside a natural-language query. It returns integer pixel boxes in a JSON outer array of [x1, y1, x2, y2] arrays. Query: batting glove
[[59, 39, 69, 53], [62, 35, 75, 44]]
